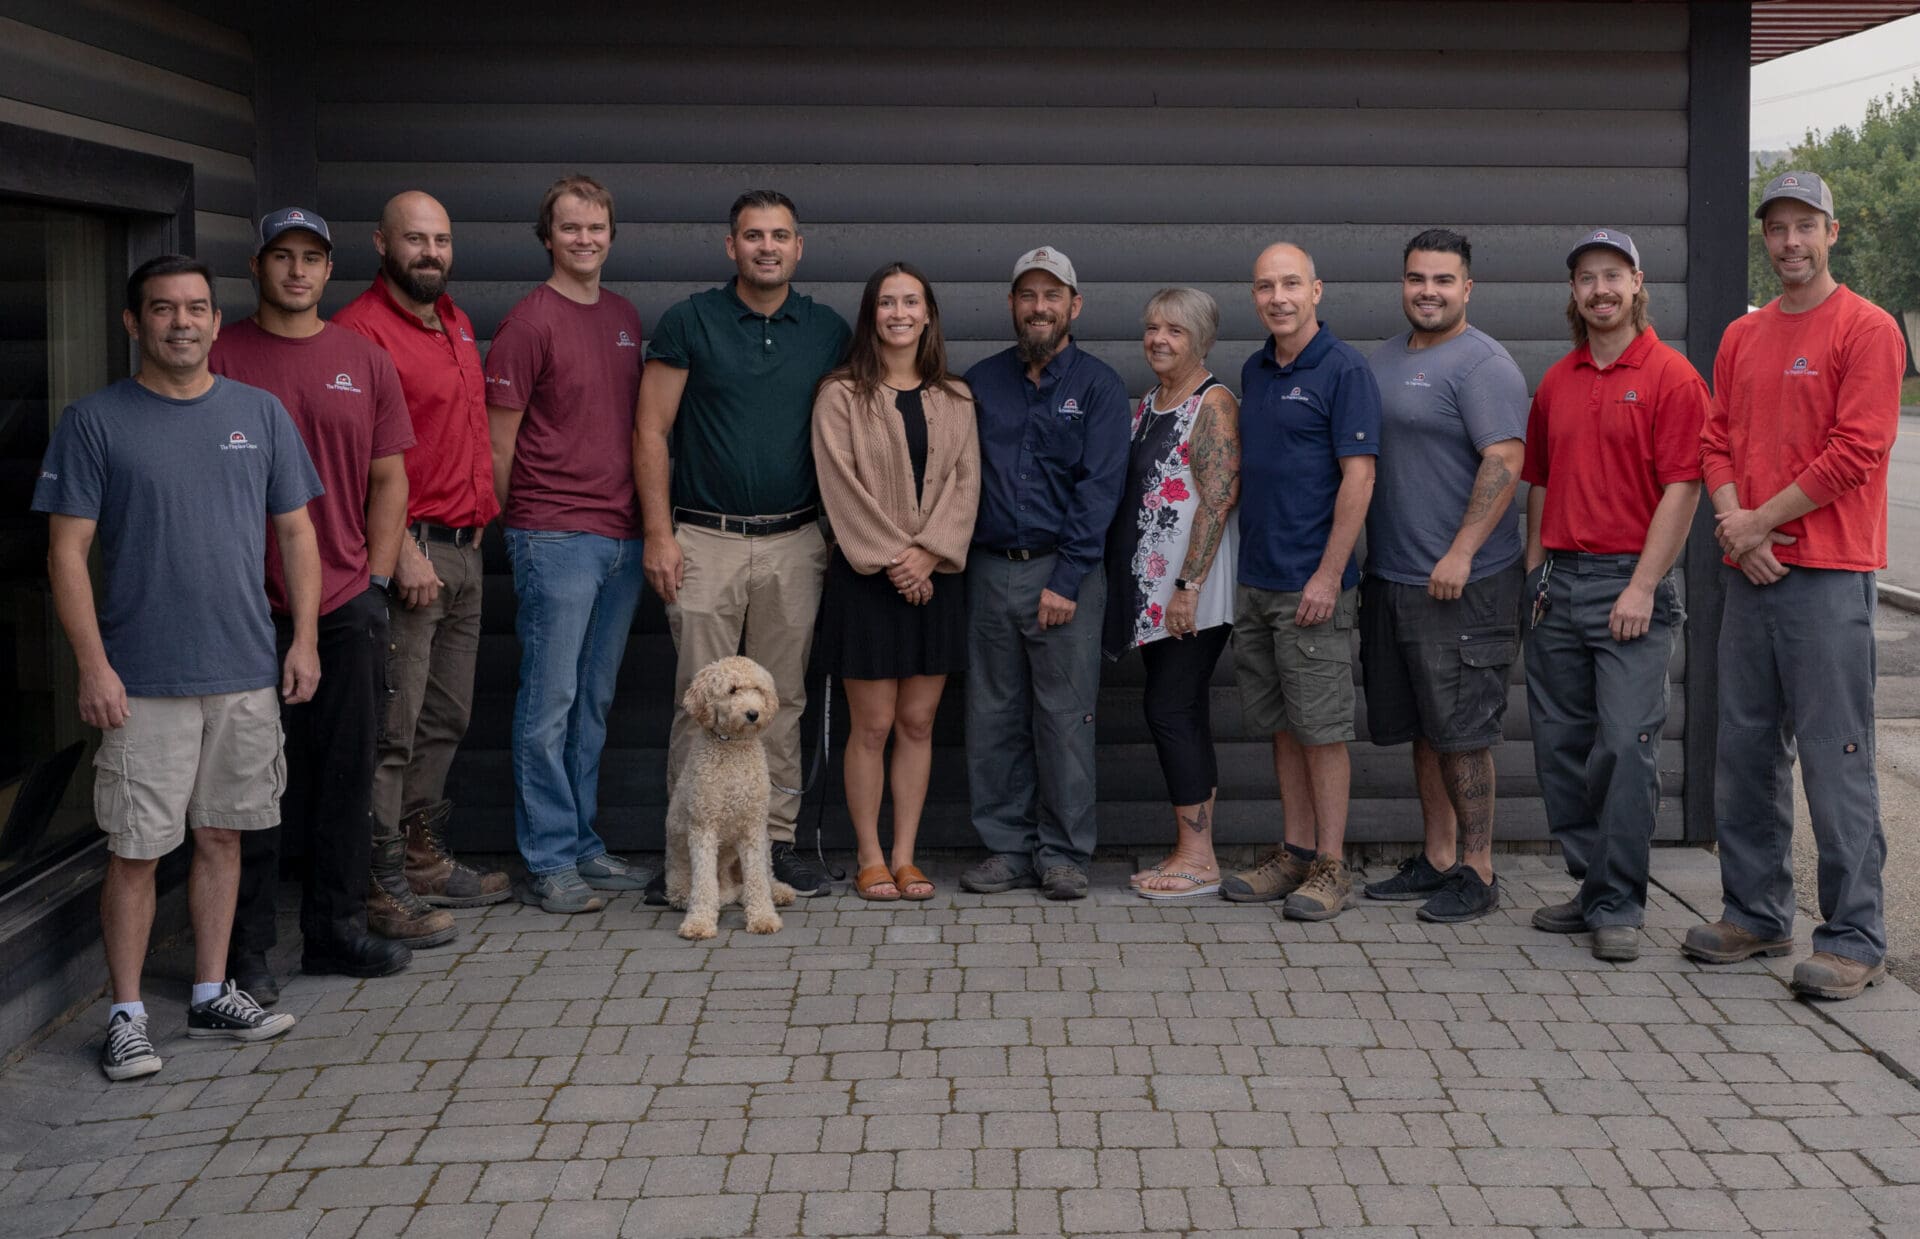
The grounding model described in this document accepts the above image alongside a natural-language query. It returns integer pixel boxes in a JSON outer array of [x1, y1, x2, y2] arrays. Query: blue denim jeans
[[505, 529, 646, 877]]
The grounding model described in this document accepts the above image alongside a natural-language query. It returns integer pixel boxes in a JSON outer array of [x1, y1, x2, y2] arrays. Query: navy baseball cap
[[1566, 227, 1640, 271], [1755, 170, 1835, 219], [258, 207, 332, 253]]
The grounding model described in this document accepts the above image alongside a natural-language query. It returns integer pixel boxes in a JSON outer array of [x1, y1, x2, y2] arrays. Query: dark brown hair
[[831, 262, 961, 400]]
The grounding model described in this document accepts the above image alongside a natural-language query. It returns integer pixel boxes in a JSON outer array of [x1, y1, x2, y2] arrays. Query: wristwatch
[[1174, 577, 1202, 593], [369, 574, 393, 594]]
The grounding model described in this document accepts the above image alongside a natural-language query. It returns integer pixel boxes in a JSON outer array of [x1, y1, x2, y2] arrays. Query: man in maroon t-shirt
[[484, 176, 649, 913], [210, 208, 446, 1002]]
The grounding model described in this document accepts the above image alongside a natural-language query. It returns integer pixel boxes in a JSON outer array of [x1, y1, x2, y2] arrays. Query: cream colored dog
[[665, 656, 795, 940]]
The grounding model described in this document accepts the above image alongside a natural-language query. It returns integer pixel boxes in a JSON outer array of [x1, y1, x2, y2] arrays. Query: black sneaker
[[1363, 852, 1457, 902], [643, 871, 669, 906], [769, 841, 832, 896], [100, 1010, 162, 1081], [231, 953, 280, 1008], [1416, 868, 1501, 923], [1041, 864, 1089, 901], [187, 981, 297, 1042]]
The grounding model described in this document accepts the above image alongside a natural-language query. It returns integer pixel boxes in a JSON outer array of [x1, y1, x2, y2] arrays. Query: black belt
[[411, 522, 484, 547], [978, 544, 1057, 561], [673, 506, 818, 537]]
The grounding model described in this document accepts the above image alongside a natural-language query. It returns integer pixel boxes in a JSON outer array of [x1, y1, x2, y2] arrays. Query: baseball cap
[[1011, 246, 1078, 290], [1566, 227, 1640, 271], [1754, 170, 1835, 220], [258, 207, 333, 253]]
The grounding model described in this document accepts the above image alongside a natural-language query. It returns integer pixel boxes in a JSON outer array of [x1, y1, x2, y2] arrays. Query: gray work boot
[[1590, 925, 1641, 962]]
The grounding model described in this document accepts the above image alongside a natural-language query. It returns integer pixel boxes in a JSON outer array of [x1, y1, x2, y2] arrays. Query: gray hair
[[1142, 287, 1219, 357]]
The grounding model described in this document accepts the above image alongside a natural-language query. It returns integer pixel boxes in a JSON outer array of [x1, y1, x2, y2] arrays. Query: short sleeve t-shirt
[[485, 284, 644, 538], [1237, 325, 1383, 593], [210, 319, 415, 615], [1365, 326, 1529, 585], [645, 279, 852, 516], [31, 377, 324, 697]]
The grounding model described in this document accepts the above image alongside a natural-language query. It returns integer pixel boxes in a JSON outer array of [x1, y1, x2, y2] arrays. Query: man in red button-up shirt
[[335, 191, 510, 926]]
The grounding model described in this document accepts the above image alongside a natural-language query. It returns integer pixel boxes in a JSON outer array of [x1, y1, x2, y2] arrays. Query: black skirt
[[817, 547, 968, 679]]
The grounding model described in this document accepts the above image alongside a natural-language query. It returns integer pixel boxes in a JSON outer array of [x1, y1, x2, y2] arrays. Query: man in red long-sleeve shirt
[[1684, 171, 1905, 1000]]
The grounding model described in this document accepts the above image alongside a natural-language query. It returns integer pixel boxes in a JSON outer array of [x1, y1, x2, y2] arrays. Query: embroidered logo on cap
[[287, 210, 307, 222], [1783, 175, 1800, 187]]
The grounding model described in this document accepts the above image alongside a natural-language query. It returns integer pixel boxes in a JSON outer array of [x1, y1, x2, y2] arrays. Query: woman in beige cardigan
[[812, 263, 980, 900]]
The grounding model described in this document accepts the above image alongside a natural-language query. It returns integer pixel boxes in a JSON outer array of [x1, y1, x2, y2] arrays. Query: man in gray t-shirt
[[1355, 230, 1529, 924], [32, 256, 322, 1081]]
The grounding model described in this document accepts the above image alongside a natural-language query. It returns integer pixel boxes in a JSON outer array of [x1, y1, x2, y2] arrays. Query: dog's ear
[[685, 666, 716, 730]]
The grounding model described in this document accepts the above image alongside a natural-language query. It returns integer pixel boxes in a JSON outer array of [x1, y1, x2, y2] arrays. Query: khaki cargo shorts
[[93, 687, 285, 860], [1233, 584, 1359, 745]]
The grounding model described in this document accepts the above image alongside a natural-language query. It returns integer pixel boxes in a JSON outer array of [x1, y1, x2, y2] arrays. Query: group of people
[[31, 167, 1901, 1084]]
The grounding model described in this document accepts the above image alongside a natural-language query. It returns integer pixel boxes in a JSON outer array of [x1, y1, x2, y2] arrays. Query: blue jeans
[[506, 529, 646, 877]]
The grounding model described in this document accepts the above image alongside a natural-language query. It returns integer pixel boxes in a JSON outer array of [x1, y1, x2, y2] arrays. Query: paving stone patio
[[4, 850, 1920, 1238]]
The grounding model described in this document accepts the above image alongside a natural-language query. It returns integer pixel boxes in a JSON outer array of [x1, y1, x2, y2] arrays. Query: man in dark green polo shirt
[[635, 189, 851, 895]]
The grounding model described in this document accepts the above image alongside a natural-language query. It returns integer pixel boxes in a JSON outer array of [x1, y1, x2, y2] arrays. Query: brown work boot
[[1221, 847, 1312, 903], [1283, 856, 1353, 921], [1680, 919, 1792, 964], [369, 832, 457, 947], [1791, 951, 1886, 1000], [404, 800, 510, 907]]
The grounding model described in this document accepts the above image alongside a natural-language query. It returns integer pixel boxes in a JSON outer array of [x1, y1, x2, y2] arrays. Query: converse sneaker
[[187, 981, 296, 1042], [100, 1010, 162, 1081]]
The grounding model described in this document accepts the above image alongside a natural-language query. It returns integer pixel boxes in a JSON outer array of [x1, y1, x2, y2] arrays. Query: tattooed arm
[[1167, 387, 1241, 636], [1429, 438, 1523, 602]]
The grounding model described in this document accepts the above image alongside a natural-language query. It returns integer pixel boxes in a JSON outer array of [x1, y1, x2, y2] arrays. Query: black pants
[[1140, 623, 1231, 805], [232, 587, 387, 958]]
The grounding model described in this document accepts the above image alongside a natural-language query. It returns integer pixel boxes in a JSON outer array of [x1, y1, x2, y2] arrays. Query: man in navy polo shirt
[[959, 247, 1129, 900], [1224, 243, 1381, 920]]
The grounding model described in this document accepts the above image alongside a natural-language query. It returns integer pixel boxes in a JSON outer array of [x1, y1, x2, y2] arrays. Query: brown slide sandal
[[892, 863, 935, 901], [855, 863, 900, 901]]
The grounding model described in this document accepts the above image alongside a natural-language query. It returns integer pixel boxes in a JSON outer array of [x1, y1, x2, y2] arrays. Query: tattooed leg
[[1439, 747, 1496, 882], [1138, 794, 1219, 892]]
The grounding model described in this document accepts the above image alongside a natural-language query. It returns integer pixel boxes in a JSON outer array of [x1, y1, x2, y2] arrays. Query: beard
[[1014, 314, 1069, 366], [384, 250, 448, 304]]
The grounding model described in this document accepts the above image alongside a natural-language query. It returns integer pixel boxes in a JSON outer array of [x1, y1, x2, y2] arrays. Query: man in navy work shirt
[[959, 247, 1129, 900], [1224, 242, 1381, 919]]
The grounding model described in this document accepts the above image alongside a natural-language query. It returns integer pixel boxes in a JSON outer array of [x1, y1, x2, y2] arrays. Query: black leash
[[769, 674, 844, 881]]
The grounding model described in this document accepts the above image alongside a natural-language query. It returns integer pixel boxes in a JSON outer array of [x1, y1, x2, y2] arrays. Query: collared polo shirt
[[333, 279, 498, 529], [644, 278, 851, 516], [964, 340, 1130, 600], [1523, 328, 1709, 555], [1238, 324, 1382, 593]]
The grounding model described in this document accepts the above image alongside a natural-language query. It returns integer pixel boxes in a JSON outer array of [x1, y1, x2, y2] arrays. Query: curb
[[1881, 582, 1920, 615]]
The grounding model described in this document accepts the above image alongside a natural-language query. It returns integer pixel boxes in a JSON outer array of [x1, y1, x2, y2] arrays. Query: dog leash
[[769, 675, 846, 882]]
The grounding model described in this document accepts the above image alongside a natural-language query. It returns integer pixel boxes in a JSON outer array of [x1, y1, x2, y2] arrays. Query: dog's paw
[[771, 881, 796, 907], [746, 912, 783, 935], [678, 917, 718, 941]]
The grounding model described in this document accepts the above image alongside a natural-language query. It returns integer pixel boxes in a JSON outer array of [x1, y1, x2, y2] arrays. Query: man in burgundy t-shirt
[[209, 207, 437, 997], [483, 176, 648, 913]]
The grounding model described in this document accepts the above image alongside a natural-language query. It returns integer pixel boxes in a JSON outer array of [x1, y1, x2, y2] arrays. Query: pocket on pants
[[1452, 626, 1517, 739]]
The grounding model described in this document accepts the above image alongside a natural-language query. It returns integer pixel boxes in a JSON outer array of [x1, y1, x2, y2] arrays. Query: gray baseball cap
[[1754, 170, 1835, 220], [1567, 227, 1640, 271], [1011, 246, 1078, 290], [258, 207, 332, 253]]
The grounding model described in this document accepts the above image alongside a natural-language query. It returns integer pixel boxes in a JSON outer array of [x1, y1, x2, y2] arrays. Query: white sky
[[1751, 11, 1920, 150]]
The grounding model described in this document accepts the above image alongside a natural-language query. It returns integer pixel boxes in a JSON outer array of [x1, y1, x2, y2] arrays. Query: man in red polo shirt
[[335, 190, 510, 922], [1520, 228, 1707, 964]]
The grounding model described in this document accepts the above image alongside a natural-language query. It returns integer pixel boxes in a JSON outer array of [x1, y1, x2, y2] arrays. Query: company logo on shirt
[[486, 375, 513, 388], [1058, 397, 1082, 419], [1784, 355, 1820, 377], [459, 328, 473, 342], [616, 330, 637, 348], [38, 469, 56, 481], [1281, 386, 1311, 402], [326, 372, 362, 394], [1622, 389, 1639, 402], [1405, 370, 1432, 388], [222, 430, 258, 451]]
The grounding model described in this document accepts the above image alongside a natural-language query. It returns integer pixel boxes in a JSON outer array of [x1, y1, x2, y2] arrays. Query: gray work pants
[[1524, 554, 1679, 927], [1714, 567, 1885, 965], [965, 553, 1104, 875]]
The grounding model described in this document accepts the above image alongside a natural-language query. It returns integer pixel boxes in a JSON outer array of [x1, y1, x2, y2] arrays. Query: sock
[[191, 982, 223, 1006], [1284, 842, 1315, 863], [109, 1001, 145, 1022]]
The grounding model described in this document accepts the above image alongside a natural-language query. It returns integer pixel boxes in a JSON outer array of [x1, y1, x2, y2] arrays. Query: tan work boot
[[369, 832, 457, 947], [1791, 951, 1886, 1000], [403, 800, 510, 907], [1283, 856, 1353, 921], [1221, 847, 1312, 903], [1680, 919, 1792, 964]]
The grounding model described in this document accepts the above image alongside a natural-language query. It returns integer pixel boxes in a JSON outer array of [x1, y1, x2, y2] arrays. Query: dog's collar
[[713, 731, 733, 742]]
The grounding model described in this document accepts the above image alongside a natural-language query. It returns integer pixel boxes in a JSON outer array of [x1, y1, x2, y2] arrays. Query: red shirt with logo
[[483, 284, 644, 539], [1701, 285, 1904, 571], [1523, 328, 1708, 555], [333, 279, 499, 530], [211, 319, 415, 615]]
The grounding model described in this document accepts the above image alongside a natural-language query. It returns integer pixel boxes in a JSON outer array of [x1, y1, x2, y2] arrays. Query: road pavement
[[1883, 411, 1920, 595]]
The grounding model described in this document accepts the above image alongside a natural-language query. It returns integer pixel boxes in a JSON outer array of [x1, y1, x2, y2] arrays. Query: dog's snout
[[744, 709, 759, 722]]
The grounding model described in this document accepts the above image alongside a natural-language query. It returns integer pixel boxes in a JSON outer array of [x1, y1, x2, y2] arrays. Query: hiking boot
[[1680, 919, 1792, 965], [1531, 897, 1586, 934], [769, 842, 832, 896], [1416, 868, 1501, 923], [1791, 951, 1886, 1000], [302, 931, 412, 979], [403, 801, 510, 907], [188, 981, 296, 1041], [516, 870, 607, 914], [1042, 864, 1089, 901], [578, 852, 653, 891], [1221, 847, 1311, 903], [369, 831, 458, 948], [1591, 925, 1641, 962], [1283, 856, 1353, 921], [959, 854, 1039, 894], [100, 1011, 161, 1082], [231, 952, 279, 1008], [1364, 852, 1456, 902]]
